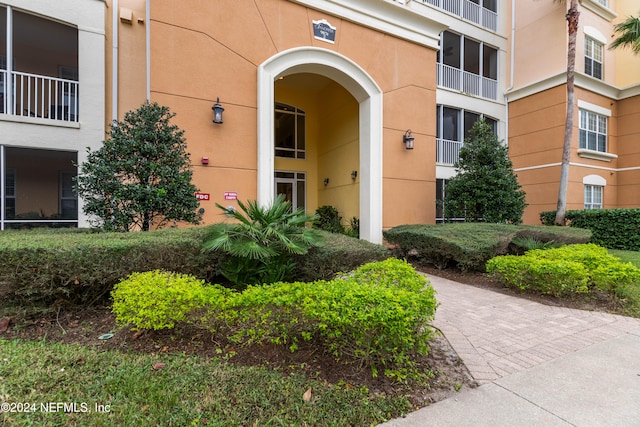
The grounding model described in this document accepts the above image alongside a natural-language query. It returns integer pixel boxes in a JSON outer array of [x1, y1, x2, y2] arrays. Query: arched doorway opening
[[257, 47, 383, 243]]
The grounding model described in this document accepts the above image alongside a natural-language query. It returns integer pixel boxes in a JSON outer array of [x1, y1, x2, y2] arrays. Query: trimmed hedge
[[487, 244, 640, 298], [384, 223, 591, 271], [540, 208, 640, 250], [0, 227, 221, 307], [112, 259, 437, 379], [0, 228, 389, 310], [292, 230, 390, 281]]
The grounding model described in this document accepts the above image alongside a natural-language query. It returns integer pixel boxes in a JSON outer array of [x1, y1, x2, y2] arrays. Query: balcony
[[1, 6, 79, 124], [436, 138, 463, 165], [437, 63, 498, 100], [1, 69, 79, 122], [422, 0, 498, 32]]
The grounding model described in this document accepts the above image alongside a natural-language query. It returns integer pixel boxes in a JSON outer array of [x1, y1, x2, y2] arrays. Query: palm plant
[[610, 14, 640, 54], [203, 195, 323, 288]]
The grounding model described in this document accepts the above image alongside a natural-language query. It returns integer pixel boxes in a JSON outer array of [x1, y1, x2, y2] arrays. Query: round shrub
[[112, 270, 229, 330]]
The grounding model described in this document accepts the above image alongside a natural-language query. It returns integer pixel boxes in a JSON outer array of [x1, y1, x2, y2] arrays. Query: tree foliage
[[203, 195, 323, 287], [443, 120, 527, 224], [76, 102, 201, 231], [610, 14, 640, 54]]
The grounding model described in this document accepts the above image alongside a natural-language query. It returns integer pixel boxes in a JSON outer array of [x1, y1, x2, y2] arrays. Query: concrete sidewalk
[[379, 275, 640, 427]]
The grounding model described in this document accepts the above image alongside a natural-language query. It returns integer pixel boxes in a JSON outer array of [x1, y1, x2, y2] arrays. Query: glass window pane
[[588, 132, 597, 150], [296, 180, 305, 211], [464, 38, 480, 74], [443, 107, 459, 141], [598, 134, 606, 152], [598, 116, 607, 133], [442, 32, 461, 68], [297, 114, 305, 150], [579, 129, 587, 148], [483, 45, 497, 79], [464, 111, 480, 138]]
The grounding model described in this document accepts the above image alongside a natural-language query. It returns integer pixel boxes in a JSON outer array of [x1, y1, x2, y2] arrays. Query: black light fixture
[[351, 170, 358, 180], [403, 129, 414, 150], [212, 97, 224, 124], [323, 178, 329, 186]]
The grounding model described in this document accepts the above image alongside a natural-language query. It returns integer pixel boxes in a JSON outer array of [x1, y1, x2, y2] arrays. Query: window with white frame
[[436, 105, 498, 165], [593, 0, 608, 6], [579, 109, 607, 153], [584, 184, 603, 209], [275, 102, 306, 159], [585, 37, 603, 79]]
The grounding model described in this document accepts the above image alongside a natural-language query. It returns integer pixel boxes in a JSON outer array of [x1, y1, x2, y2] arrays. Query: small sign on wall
[[224, 191, 238, 201], [195, 192, 210, 201], [313, 19, 336, 44]]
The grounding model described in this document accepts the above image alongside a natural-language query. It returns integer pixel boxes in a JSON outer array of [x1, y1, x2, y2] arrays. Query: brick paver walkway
[[428, 275, 640, 384]]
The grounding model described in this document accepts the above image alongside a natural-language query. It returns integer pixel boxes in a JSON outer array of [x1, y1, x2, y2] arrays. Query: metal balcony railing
[[1, 70, 79, 122], [436, 63, 498, 100], [421, 0, 498, 31], [436, 138, 463, 165]]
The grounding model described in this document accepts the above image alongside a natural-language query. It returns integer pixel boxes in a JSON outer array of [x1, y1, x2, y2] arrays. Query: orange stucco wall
[[108, 0, 438, 229], [509, 83, 640, 223]]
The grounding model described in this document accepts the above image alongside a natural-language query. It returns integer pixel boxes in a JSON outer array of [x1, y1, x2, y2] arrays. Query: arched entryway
[[257, 47, 383, 243]]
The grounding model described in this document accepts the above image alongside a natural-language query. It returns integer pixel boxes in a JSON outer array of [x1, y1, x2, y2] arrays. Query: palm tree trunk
[[555, 2, 579, 226]]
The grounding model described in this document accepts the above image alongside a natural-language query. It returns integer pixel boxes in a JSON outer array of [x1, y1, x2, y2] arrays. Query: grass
[[0, 338, 410, 427], [609, 249, 640, 268]]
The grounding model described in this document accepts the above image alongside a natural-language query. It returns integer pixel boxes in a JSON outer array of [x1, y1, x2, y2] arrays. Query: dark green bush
[[313, 205, 345, 234], [384, 223, 591, 271], [540, 208, 640, 250], [0, 227, 222, 308], [292, 230, 390, 281]]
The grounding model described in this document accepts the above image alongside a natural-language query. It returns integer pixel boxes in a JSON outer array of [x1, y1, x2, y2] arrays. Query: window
[[275, 171, 306, 212], [584, 185, 603, 209], [5, 169, 15, 218], [579, 109, 607, 152], [585, 37, 603, 79], [594, 0, 608, 6], [275, 102, 306, 159], [437, 32, 498, 99], [436, 105, 498, 164], [59, 171, 77, 219]]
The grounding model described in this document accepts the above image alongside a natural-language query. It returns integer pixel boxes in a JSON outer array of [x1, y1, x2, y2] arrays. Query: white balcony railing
[[436, 63, 498, 100], [0, 70, 78, 122], [436, 138, 463, 165], [422, 0, 498, 31]]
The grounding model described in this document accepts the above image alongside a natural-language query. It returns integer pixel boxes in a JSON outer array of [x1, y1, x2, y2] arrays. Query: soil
[[0, 265, 624, 411]]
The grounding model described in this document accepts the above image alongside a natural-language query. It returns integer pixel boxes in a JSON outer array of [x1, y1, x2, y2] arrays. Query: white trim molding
[[577, 149, 618, 162], [579, 0, 617, 22], [258, 47, 384, 244], [583, 174, 606, 186], [289, 0, 449, 50], [584, 26, 607, 45], [577, 99, 611, 117]]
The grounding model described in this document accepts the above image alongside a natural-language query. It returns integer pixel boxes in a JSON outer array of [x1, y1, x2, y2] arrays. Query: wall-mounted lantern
[[351, 170, 358, 180], [403, 129, 414, 150], [212, 97, 224, 124], [323, 178, 329, 186]]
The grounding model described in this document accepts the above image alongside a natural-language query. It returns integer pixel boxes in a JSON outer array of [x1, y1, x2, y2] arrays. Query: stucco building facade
[[1, 0, 639, 242]]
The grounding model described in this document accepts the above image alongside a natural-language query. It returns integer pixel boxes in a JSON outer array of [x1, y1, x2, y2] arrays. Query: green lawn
[[609, 249, 640, 268], [0, 339, 409, 427]]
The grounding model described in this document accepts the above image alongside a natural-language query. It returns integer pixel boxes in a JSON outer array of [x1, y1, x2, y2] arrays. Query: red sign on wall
[[195, 192, 210, 201], [224, 192, 238, 200]]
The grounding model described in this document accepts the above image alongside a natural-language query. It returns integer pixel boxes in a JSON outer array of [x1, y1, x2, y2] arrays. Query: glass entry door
[[274, 171, 306, 212]]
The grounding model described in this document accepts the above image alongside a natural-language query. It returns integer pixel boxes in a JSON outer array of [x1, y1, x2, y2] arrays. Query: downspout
[[146, 0, 150, 102], [6, 5, 12, 114], [505, 0, 516, 148], [112, 0, 118, 121]]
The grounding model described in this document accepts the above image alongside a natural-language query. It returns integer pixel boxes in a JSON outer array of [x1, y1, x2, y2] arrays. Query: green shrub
[[292, 231, 390, 281], [384, 223, 590, 271], [487, 243, 640, 298], [540, 208, 640, 250], [203, 196, 322, 288], [112, 270, 230, 330], [487, 255, 589, 296], [313, 205, 345, 234], [112, 259, 437, 380], [0, 227, 221, 309]]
